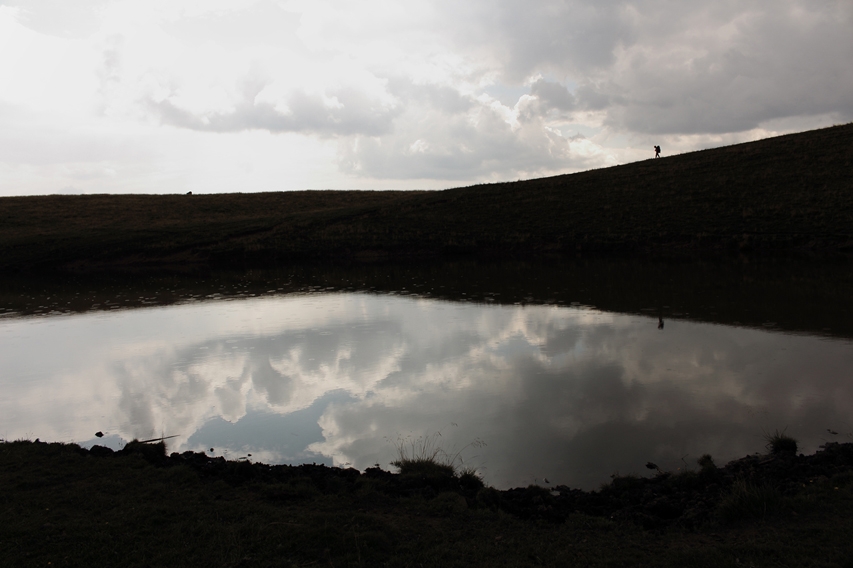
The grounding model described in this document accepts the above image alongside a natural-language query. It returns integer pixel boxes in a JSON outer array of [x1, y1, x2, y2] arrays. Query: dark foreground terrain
[[1, 123, 851, 273], [3, 438, 853, 567]]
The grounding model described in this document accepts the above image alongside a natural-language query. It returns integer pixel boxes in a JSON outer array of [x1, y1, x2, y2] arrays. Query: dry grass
[[763, 428, 799, 455], [390, 430, 486, 484]]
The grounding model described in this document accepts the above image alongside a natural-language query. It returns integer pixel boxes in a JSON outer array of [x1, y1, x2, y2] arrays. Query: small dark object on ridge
[[828, 429, 839, 435], [186, 191, 192, 195], [645, 462, 659, 471], [210, 448, 214, 452], [95, 431, 104, 438]]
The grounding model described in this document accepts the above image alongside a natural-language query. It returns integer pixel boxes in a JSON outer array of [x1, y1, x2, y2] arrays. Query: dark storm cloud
[[474, 355, 756, 490], [574, 84, 611, 111], [439, 0, 636, 81], [438, 0, 853, 135], [601, 4, 853, 134]]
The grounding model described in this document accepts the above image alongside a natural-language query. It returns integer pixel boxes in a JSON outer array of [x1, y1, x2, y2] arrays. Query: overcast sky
[[1, 0, 851, 195]]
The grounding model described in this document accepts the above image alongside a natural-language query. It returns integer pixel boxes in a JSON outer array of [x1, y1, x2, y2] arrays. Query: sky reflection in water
[[1, 292, 852, 490]]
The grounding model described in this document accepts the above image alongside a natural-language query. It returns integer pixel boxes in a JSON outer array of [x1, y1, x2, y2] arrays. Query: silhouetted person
[[658, 317, 664, 330], [654, 145, 661, 158]]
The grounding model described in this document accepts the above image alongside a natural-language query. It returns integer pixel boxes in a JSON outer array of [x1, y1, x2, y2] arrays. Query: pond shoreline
[[11, 437, 853, 528], [4, 256, 853, 342], [3, 438, 853, 566]]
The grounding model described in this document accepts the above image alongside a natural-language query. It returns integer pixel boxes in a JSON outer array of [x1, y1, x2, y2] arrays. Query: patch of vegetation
[[698, 453, 716, 472], [601, 473, 645, 494], [764, 428, 799, 455], [718, 477, 783, 523], [390, 431, 485, 492], [458, 467, 486, 491], [118, 439, 168, 463]]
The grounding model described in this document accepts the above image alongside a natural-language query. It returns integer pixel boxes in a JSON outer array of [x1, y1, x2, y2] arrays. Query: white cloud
[[0, 0, 850, 194]]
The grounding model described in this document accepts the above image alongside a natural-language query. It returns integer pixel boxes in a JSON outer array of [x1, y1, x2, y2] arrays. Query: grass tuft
[[119, 439, 168, 464], [394, 457, 455, 478], [718, 477, 783, 523], [601, 473, 644, 495], [458, 467, 486, 491], [389, 430, 485, 485], [763, 428, 798, 455], [698, 454, 716, 472]]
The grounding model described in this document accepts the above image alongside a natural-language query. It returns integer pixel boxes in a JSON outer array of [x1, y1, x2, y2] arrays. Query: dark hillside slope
[[1, 123, 851, 271], [321, 122, 853, 256]]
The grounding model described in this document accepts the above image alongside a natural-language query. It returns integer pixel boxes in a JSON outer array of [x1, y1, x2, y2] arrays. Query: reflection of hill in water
[[2, 257, 852, 340]]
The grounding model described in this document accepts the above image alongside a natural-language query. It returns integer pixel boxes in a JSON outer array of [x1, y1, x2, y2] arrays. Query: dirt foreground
[[3, 438, 853, 567]]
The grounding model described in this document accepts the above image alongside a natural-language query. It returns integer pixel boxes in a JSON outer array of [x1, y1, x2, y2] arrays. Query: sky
[[1, 0, 851, 196]]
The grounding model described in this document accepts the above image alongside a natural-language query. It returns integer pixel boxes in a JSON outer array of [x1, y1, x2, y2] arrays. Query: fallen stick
[[136, 435, 179, 444]]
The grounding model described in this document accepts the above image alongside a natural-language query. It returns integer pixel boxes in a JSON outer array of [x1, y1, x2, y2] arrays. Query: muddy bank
[[80, 439, 853, 530]]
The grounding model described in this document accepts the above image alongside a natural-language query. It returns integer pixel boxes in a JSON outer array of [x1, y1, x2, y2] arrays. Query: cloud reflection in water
[[1, 293, 852, 490]]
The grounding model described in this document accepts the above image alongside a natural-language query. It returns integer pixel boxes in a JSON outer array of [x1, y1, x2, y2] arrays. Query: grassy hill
[[1, 123, 851, 272]]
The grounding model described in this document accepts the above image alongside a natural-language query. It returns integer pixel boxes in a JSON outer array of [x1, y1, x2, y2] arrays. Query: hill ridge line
[[2, 123, 851, 271]]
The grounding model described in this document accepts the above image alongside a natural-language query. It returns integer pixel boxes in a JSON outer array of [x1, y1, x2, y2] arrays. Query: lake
[[1, 258, 852, 490]]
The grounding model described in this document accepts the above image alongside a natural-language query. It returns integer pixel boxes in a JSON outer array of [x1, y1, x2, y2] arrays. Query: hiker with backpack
[[654, 145, 661, 158]]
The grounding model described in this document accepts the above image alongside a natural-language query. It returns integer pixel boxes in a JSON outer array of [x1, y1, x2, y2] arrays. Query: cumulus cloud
[[435, 0, 636, 81], [147, 83, 400, 137], [336, 82, 618, 180]]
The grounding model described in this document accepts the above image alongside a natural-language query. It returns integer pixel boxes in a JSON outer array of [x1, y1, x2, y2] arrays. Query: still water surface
[[1, 261, 852, 490]]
